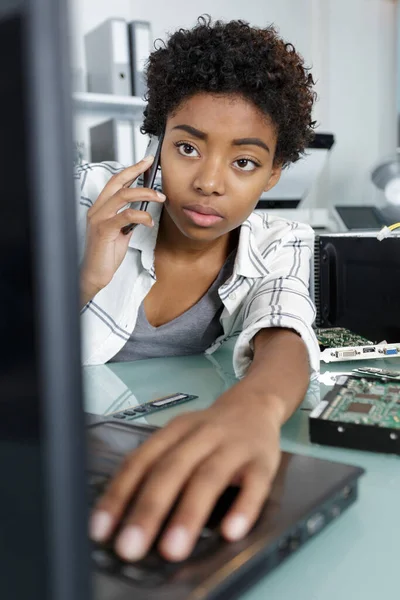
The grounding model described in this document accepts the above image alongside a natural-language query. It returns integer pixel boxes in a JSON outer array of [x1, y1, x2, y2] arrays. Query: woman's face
[[160, 92, 282, 241]]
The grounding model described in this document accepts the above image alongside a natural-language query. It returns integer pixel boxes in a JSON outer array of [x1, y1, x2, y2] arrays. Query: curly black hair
[[141, 15, 316, 167]]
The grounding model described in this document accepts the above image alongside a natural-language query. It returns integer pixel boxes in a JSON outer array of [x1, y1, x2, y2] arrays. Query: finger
[[89, 414, 198, 543], [91, 187, 166, 222], [92, 209, 154, 241], [158, 446, 250, 561], [90, 155, 155, 214], [221, 460, 277, 542], [113, 426, 223, 562]]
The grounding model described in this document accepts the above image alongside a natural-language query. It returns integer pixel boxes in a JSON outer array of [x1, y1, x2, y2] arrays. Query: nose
[[193, 156, 226, 196]]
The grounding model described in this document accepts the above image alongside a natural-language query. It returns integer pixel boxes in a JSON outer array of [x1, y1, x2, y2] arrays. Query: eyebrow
[[172, 124, 270, 153], [233, 137, 270, 154]]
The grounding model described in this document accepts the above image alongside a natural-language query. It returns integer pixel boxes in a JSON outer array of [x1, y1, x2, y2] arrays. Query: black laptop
[[87, 420, 363, 600], [0, 2, 364, 599]]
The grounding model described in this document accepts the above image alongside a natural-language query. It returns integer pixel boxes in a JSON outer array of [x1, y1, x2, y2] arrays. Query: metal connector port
[[385, 348, 398, 356]]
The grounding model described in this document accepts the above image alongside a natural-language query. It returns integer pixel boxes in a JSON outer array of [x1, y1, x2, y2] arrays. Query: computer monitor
[[335, 205, 388, 231], [0, 1, 89, 599], [257, 133, 335, 209], [314, 233, 400, 343]]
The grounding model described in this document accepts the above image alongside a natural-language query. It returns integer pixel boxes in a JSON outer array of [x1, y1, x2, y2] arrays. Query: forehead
[[167, 93, 277, 142]]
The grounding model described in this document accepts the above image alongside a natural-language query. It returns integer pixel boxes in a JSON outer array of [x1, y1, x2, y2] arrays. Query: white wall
[[69, 0, 313, 69], [318, 0, 398, 209], [69, 0, 398, 210]]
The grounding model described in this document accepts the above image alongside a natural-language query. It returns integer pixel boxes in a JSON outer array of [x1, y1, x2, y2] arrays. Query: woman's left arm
[[89, 326, 310, 564], [241, 326, 310, 425]]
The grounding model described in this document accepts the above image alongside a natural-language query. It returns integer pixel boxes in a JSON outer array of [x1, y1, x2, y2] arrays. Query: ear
[[263, 163, 283, 193]]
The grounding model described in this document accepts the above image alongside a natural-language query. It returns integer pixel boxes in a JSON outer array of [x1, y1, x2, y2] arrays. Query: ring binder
[[128, 20, 152, 98], [85, 18, 132, 96]]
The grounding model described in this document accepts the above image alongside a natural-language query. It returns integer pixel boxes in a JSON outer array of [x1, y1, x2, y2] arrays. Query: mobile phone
[[121, 132, 164, 235]]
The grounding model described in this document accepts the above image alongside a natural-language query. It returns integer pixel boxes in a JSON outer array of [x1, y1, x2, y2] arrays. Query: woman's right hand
[[80, 155, 166, 307]]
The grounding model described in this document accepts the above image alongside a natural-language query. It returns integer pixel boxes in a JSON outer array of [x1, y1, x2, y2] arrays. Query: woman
[[78, 16, 320, 563]]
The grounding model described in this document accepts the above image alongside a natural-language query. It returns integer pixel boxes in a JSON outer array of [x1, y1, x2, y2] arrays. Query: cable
[[377, 222, 400, 241], [388, 222, 400, 231]]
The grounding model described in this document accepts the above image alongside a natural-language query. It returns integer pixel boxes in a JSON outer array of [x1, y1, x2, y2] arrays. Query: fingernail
[[163, 526, 190, 560], [224, 514, 249, 541], [156, 191, 166, 200], [90, 511, 113, 541], [151, 218, 155, 227], [115, 525, 146, 561], [143, 154, 154, 162]]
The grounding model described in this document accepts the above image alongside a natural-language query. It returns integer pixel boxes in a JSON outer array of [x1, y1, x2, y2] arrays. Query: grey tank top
[[109, 251, 236, 363]]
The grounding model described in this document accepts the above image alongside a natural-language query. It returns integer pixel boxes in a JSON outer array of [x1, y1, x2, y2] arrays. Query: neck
[[157, 207, 236, 263]]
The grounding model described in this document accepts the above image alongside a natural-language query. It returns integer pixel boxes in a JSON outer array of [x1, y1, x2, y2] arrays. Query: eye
[[174, 142, 200, 158], [233, 158, 260, 172]]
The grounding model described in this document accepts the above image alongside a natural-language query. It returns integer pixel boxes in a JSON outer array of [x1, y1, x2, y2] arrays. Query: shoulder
[[74, 161, 126, 204], [246, 211, 315, 250], [74, 161, 126, 262]]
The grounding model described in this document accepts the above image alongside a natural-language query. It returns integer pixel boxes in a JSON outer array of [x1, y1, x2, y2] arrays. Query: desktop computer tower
[[314, 233, 400, 343]]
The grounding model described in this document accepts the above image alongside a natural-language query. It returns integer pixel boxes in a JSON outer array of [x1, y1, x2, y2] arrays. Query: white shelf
[[72, 92, 146, 119]]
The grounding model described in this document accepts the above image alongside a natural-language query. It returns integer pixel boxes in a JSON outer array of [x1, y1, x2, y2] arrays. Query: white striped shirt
[[76, 161, 320, 378]]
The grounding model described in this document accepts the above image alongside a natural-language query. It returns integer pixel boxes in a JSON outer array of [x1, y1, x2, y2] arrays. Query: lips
[[182, 203, 223, 217], [182, 204, 224, 228]]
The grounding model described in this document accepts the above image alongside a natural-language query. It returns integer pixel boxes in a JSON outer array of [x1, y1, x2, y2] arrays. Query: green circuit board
[[315, 327, 374, 351], [319, 376, 400, 429]]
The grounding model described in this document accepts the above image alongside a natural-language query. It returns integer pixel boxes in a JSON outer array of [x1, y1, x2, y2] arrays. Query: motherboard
[[309, 375, 400, 454]]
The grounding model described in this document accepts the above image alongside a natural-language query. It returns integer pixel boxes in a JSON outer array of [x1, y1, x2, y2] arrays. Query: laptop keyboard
[[88, 474, 226, 587]]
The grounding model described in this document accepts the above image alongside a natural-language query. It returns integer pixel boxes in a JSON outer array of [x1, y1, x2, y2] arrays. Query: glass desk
[[84, 349, 400, 600]]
